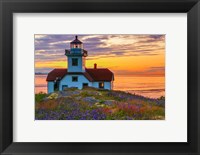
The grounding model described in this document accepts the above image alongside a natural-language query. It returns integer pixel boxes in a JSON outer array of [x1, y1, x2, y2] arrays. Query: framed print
[[15, 13, 186, 142], [0, 0, 200, 155]]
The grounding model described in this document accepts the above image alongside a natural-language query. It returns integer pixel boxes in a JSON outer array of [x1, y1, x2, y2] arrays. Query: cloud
[[35, 67, 55, 73], [35, 34, 165, 61], [35, 34, 165, 75]]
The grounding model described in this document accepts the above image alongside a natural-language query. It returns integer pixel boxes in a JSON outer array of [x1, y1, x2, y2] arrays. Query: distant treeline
[[35, 72, 48, 75]]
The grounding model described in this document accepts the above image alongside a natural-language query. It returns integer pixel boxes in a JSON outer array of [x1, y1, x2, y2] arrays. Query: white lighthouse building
[[46, 36, 114, 93]]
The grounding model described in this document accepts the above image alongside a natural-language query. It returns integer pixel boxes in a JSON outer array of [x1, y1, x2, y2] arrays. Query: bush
[[158, 96, 165, 100], [35, 92, 47, 103]]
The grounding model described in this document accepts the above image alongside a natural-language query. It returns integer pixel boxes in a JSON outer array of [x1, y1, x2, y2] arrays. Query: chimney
[[94, 63, 97, 69]]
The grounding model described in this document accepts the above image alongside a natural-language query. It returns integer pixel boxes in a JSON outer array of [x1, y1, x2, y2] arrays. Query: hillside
[[35, 87, 165, 120]]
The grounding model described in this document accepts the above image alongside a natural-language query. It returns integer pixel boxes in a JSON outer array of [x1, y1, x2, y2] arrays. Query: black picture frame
[[0, 0, 200, 154]]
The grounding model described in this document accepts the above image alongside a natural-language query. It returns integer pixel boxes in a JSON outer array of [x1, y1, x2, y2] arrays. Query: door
[[83, 83, 88, 88]]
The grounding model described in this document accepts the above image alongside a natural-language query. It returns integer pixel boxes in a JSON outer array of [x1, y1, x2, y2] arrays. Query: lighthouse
[[65, 36, 88, 72], [46, 35, 114, 93]]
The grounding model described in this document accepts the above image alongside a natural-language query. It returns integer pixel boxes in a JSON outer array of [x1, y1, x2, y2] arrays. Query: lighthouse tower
[[65, 36, 88, 72]]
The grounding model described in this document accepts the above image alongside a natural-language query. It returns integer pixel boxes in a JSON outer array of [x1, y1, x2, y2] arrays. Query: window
[[72, 58, 78, 66], [99, 82, 104, 88], [72, 76, 78, 82]]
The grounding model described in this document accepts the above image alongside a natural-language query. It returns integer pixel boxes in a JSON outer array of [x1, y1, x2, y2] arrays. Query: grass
[[35, 87, 165, 120]]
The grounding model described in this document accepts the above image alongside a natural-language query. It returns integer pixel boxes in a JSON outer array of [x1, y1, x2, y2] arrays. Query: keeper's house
[[46, 36, 114, 93]]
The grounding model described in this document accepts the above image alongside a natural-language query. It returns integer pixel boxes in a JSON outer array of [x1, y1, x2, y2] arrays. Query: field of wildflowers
[[35, 87, 165, 120]]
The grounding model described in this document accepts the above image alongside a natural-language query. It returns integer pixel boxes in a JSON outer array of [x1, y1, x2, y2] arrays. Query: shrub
[[35, 92, 47, 103], [158, 96, 165, 100]]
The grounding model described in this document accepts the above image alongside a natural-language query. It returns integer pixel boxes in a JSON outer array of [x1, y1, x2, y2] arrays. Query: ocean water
[[35, 74, 165, 99]]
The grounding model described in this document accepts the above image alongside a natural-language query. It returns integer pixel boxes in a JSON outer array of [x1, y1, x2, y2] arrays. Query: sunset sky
[[35, 34, 165, 77]]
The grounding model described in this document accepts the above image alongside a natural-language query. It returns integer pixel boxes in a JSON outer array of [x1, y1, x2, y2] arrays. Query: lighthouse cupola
[[70, 35, 83, 49]]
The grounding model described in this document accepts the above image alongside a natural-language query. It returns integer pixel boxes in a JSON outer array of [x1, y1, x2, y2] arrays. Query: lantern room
[[70, 35, 83, 49]]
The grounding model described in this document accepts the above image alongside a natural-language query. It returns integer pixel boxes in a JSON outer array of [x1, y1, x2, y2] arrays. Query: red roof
[[85, 68, 114, 81], [46, 69, 67, 81], [46, 68, 114, 82]]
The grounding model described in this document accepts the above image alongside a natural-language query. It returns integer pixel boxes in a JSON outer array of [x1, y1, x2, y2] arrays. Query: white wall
[[105, 82, 111, 90], [59, 74, 91, 90], [67, 56, 83, 72], [67, 56, 85, 72], [47, 81, 54, 93], [50, 78, 112, 93]]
